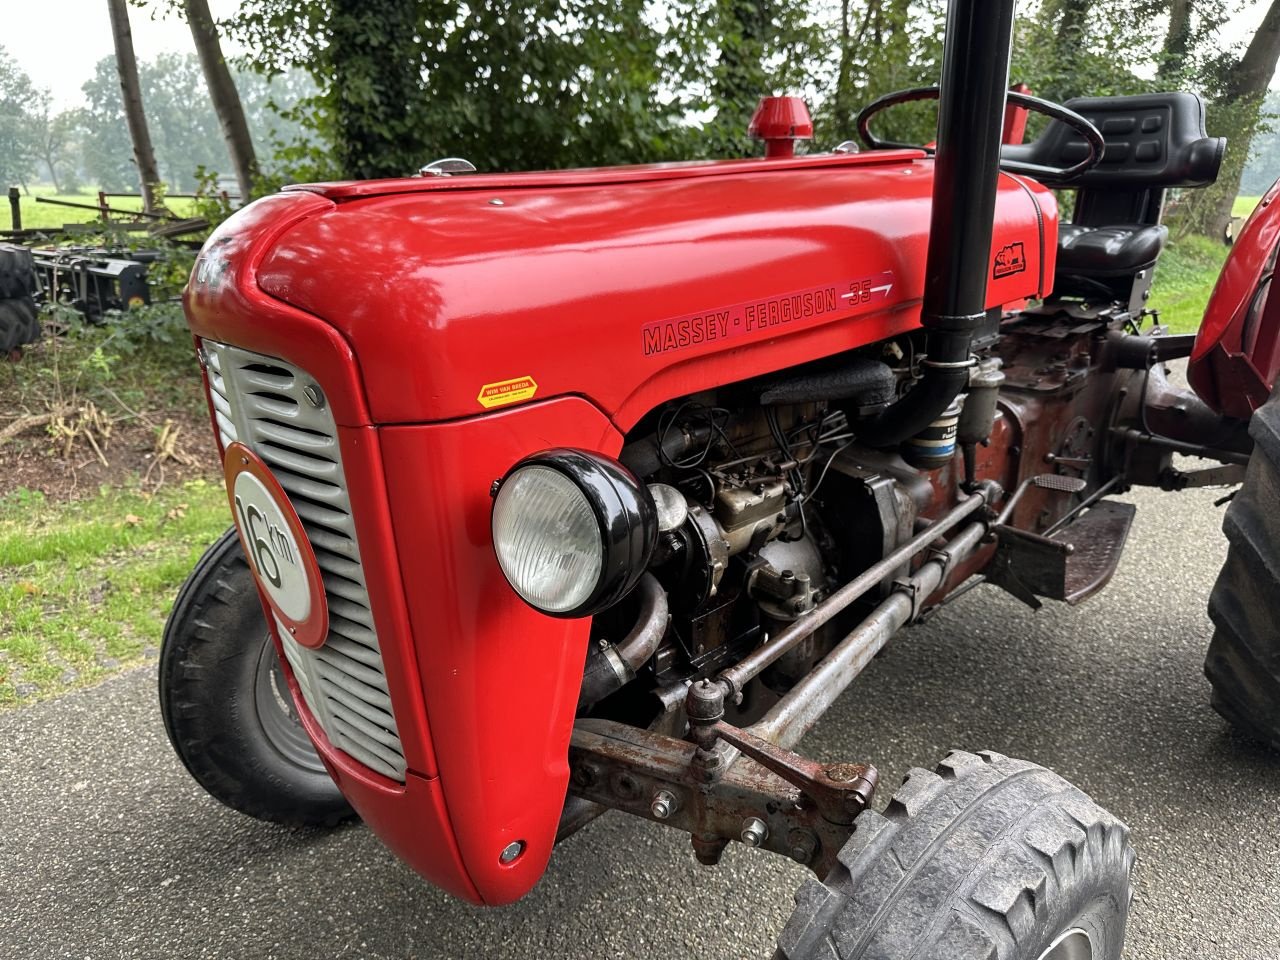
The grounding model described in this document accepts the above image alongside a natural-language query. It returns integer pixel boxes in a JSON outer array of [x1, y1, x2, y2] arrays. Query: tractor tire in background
[[0, 243, 41, 354], [0, 242, 36, 299], [775, 750, 1134, 960], [159, 527, 355, 827], [1204, 383, 1280, 748], [0, 296, 40, 354]]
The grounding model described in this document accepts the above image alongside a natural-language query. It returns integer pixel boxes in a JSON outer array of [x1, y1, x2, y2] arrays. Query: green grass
[[7, 187, 199, 232], [1233, 195, 1262, 218], [0, 480, 229, 707], [1148, 234, 1230, 334]]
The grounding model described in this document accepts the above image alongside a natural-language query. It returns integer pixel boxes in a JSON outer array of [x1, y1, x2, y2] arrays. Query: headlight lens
[[492, 466, 603, 613], [491, 449, 658, 618]]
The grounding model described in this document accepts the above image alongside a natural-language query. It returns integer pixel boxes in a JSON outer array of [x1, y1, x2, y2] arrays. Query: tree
[[1241, 90, 1280, 195], [0, 46, 39, 193], [1202, 0, 1280, 236], [80, 59, 139, 192], [184, 0, 258, 198], [1165, 0, 1280, 237], [30, 95, 80, 193], [107, 0, 163, 212], [228, 0, 689, 179]]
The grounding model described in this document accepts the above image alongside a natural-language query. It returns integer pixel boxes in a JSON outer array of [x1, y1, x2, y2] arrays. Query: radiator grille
[[202, 339, 406, 781]]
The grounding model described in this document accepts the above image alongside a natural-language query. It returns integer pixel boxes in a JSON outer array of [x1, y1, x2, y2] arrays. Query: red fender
[[1189, 180, 1280, 419]]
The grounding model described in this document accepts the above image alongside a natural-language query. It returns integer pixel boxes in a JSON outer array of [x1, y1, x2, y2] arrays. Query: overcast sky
[[4, 0, 1275, 112]]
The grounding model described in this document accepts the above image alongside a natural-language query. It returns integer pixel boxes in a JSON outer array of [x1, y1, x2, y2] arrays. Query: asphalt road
[[3, 482, 1279, 960]]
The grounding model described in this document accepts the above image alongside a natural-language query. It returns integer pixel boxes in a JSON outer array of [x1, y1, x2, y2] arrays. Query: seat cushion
[[1056, 222, 1168, 277]]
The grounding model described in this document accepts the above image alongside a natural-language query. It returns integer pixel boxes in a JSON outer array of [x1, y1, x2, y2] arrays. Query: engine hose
[[851, 0, 1015, 450], [850, 329, 974, 448], [578, 573, 669, 708]]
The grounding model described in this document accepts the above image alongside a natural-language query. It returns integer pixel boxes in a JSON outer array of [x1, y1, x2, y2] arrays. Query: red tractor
[[158, 2, 1279, 956]]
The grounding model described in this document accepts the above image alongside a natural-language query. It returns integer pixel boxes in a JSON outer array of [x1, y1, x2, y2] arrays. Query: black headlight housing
[[491, 448, 658, 619]]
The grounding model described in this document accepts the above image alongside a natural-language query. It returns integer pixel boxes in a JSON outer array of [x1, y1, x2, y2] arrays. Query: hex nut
[[650, 790, 678, 820], [740, 817, 769, 847]]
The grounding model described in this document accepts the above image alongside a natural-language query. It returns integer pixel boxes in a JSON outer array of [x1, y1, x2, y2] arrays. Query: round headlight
[[492, 449, 658, 618]]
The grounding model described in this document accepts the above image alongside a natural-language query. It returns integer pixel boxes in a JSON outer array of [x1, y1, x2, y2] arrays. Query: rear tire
[[1205, 384, 1280, 748], [775, 750, 1134, 960], [0, 243, 36, 300], [0, 296, 39, 353], [159, 527, 355, 826]]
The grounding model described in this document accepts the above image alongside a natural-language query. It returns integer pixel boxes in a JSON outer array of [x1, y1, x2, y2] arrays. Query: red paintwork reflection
[[1189, 178, 1280, 419], [258, 157, 1056, 429]]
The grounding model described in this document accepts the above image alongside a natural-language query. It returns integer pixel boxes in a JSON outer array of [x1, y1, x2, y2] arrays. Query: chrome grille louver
[[202, 339, 406, 781]]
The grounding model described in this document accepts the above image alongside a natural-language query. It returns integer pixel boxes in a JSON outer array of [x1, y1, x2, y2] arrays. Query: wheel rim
[[1038, 928, 1094, 960], [253, 637, 327, 774]]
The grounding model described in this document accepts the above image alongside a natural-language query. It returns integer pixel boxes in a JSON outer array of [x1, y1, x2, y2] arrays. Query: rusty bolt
[[787, 828, 817, 865], [740, 817, 769, 847], [650, 790, 678, 820], [611, 771, 641, 801], [824, 763, 864, 783], [572, 761, 601, 789]]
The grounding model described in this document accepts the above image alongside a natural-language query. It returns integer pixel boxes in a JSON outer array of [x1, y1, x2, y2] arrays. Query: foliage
[[0, 45, 40, 189], [76, 52, 315, 194], [228, 0, 697, 179], [1240, 90, 1280, 196], [0, 300, 201, 439], [0, 478, 228, 707], [1147, 234, 1230, 334]]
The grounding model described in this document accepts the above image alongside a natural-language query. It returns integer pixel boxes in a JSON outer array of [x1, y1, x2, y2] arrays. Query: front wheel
[[159, 527, 354, 826], [775, 750, 1134, 960]]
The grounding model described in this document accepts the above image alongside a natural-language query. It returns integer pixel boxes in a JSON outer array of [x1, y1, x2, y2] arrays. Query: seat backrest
[[1004, 92, 1226, 192]]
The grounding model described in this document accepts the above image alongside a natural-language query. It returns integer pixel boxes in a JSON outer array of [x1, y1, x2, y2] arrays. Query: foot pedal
[[990, 499, 1137, 606]]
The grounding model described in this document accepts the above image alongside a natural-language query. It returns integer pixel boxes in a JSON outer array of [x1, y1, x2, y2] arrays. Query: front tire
[[1205, 384, 1280, 748], [159, 527, 354, 826], [775, 750, 1134, 960]]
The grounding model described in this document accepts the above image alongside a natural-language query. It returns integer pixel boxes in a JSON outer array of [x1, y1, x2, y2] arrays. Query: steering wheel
[[855, 86, 1105, 184]]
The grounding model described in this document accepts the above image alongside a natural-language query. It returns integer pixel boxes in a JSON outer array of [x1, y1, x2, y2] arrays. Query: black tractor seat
[[1005, 91, 1224, 310], [1056, 222, 1168, 277]]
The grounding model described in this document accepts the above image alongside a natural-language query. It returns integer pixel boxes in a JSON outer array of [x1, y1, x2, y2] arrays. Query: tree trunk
[[106, 0, 162, 214], [1054, 0, 1091, 49], [1158, 0, 1192, 82], [184, 0, 257, 202], [1201, 0, 1280, 238], [42, 154, 61, 194]]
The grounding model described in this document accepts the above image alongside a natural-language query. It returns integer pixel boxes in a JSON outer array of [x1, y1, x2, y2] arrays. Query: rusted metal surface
[[713, 484, 996, 698], [748, 519, 988, 750], [989, 499, 1136, 606], [710, 721, 876, 825], [568, 718, 874, 876]]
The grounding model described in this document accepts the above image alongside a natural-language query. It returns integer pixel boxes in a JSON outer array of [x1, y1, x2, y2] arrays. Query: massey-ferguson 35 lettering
[[158, 2, 1280, 956]]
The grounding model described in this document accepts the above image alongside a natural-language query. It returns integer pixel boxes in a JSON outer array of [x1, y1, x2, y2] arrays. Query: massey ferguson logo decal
[[641, 273, 895, 357], [993, 242, 1027, 279]]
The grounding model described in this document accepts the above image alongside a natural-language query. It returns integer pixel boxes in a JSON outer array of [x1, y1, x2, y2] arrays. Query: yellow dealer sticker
[[478, 375, 538, 409]]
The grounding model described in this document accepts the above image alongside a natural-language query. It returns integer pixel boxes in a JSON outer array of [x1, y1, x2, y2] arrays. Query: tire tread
[[1205, 382, 1280, 748], [776, 751, 1133, 960]]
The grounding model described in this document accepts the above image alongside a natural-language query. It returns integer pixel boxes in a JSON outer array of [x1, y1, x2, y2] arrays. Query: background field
[[8, 187, 199, 231]]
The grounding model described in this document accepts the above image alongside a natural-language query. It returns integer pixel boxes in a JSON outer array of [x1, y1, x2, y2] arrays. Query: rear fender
[[1188, 180, 1280, 419]]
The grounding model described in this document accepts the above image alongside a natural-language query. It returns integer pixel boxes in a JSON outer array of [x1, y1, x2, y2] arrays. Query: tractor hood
[[191, 153, 1057, 429]]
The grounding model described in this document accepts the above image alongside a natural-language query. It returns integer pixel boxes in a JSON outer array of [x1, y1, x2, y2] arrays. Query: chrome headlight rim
[[491, 448, 658, 619]]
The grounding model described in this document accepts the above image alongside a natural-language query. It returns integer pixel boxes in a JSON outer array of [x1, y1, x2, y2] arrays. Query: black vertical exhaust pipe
[[856, 0, 1018, 448]]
